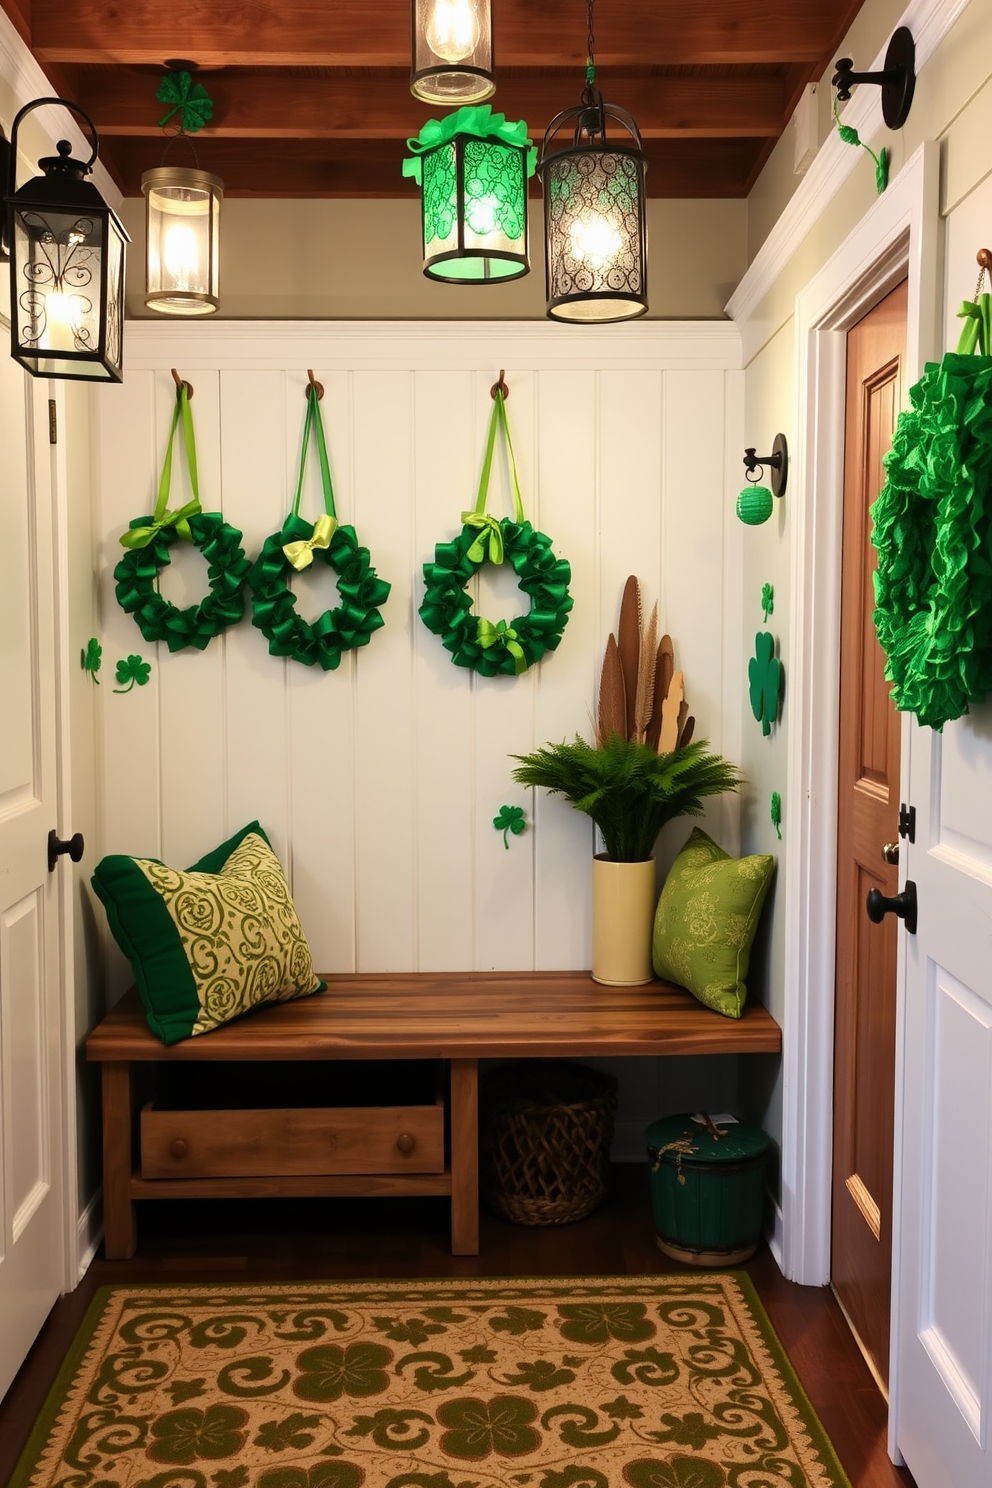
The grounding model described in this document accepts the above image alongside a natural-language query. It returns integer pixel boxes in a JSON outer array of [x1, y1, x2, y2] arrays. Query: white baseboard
[[76, 1187, 104, 1281], [765, 1189, 785, 1273]]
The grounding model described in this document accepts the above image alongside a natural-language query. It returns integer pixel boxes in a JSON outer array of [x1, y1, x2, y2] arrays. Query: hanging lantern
[[411, 0, 495, 105], [403, 106, 535, 283], [1, 97, 128, 381], [141, 166, 223, 315], [538, 0, 647, 323]]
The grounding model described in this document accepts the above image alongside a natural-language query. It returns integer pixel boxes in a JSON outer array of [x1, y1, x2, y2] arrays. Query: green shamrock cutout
[[114, 654, 152, 693], [761, 582, 774, 622], [493, 804, 527, 849], [771, 791, 782, 839], [833, 96, 888, 192], [156, 71, 215, 133], [748, 631, 783, 736], [81, 636, 102, 683]]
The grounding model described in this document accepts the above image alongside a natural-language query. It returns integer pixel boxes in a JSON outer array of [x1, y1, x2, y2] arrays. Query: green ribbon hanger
[[119, 385, 202, 550], [956, 292, 992, 356], [461, 389, 526, 566], [283, 384, 338, 568]]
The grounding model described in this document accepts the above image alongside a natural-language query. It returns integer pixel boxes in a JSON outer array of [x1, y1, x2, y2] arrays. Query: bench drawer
[[140, 1100, 445, 1178]]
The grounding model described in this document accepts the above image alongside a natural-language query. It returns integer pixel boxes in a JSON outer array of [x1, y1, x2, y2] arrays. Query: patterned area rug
[[13, 1276, 850, 1488]]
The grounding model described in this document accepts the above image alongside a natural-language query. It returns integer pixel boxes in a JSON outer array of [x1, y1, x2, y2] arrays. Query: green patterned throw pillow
[[92, 822, 324, 1044], [652, 827, 775, 1018]]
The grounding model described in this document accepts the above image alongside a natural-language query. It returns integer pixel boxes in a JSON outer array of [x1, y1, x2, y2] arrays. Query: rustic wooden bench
[[86, 971, 782, 1259]]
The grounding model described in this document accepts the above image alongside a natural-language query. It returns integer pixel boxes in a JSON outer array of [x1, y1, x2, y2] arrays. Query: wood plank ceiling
[[2, 1, 866, 198]]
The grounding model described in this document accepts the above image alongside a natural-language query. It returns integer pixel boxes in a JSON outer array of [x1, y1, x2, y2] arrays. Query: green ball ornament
[[737, 485, 774, 525]]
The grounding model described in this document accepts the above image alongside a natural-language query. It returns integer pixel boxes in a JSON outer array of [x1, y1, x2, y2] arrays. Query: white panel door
[[894, 708, 992, 1486], [0, 351, 65, 1397]]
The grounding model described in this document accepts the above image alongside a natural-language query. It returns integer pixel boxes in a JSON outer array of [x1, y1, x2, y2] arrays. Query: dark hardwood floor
[[0, 1166, 914, 1488]]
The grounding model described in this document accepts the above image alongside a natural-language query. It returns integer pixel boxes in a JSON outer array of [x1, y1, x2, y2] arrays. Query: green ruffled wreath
[[419, 387, 572, 676], [872, 293, 992, 730], [114, 386, 250, 652], [248, 383, 390, 669]]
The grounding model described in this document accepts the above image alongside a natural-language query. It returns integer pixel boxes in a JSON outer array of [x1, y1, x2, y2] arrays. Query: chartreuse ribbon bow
[[283, 386, 338, 565], [461, 388, 525, 564], [119, 385, 202, 550], [477, 616, 526, 673], [956, 292, 992, 355]]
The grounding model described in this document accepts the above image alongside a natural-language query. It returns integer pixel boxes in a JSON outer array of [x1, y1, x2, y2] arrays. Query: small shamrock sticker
[[771, 791, 782, 840], [493, 804, 526, 849], [156, 70, 215, 134], [833, 96, 888, 193], [748, 631, 783, 736], [114, 654, 152, 693], [81, 637, 102, 683], [761, 582, 774, 622]]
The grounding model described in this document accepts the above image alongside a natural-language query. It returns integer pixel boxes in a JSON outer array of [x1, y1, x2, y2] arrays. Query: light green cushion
[[652, 827, 775, 1018], [92, 821, 324, 1045]]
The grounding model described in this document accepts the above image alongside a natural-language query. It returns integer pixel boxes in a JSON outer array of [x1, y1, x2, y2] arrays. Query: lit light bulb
[[568, 213, 623, 272], [45, 291, 81, 353], [425, 0, 480, 62], [163, 223, 200, 292], [467, 193, 500, 237]]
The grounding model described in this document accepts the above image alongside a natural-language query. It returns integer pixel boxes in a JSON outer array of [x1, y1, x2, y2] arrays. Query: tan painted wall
[[119, 197, 747, 322], [737, 0, 992, 1177]]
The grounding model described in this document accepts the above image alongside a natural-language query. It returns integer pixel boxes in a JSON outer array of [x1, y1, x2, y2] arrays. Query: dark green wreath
[[419, 387, 572, 676], [248, 382, 390, 669], [114, 385, 250, 653], [872, 292, 992, 730]]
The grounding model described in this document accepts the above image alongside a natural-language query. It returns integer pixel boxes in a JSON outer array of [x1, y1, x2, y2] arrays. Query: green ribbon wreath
[[248, 383, 390, 670], [872, 290, 992, 730], [114, 386, 250, 652], [419, 388, 572, 677]]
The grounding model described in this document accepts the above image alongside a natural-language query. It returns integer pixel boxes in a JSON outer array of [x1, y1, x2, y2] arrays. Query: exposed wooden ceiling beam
[[80, 73, 787, 142], [31, 0, 855, 68]]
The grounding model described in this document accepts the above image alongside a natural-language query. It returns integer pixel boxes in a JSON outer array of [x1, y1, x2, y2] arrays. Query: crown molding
[[726, 0, 969, 334]]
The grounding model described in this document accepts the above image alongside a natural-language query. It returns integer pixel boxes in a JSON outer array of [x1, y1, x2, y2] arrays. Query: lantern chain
[[585, 0, 596, 90]]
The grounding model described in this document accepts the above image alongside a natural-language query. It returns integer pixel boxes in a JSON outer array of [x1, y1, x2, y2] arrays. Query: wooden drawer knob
[[170, 1138, 188, 1159], [396, 1133, 416, 1155]]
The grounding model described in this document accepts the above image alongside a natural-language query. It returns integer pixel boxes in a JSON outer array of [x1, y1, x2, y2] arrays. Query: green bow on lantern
[[283, 512, 338, 570]]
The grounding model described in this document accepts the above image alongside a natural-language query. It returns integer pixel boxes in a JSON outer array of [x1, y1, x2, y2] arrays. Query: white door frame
[[781, 141, 941, 1311]]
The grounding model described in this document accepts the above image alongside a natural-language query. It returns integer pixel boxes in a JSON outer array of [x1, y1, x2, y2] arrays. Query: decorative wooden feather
[[678, 713, 695, 749], [659, 669, 684, 753], [617, 575, 641, 742], [598, 633, 627, 745], [646, 634, 674, 750], [634, 602, 658, 743]]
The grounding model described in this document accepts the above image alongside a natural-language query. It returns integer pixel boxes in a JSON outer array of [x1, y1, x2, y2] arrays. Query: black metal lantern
[[1, 98, 128, 381], [411, 0, 495, 105], [538, 0, 647, 324]]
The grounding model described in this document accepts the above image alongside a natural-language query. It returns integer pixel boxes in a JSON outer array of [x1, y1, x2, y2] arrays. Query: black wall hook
[[743, 433, 788, 499], [832, 25, 915, 130]]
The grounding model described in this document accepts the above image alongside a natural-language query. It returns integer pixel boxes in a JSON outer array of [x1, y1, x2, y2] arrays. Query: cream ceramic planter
[[591, 854, 657, 985]]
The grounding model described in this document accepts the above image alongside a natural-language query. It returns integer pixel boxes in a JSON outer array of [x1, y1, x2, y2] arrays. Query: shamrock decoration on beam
[[156, 68, 214, 134], [113, 655, 152, 694], [749, 631, 783, 736], [493, 804, 527, 849], [81, 637, 102, 683]]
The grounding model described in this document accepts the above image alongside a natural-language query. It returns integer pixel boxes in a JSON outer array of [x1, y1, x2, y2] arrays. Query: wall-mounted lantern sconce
[[411, 0, 495, 105], [0, 97, 129, 381], [832, 26, 916, 129], [737, 434, 788, 526]]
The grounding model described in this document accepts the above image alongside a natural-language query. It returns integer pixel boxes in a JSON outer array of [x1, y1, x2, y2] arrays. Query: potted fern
[[512, 578, 741, 985]]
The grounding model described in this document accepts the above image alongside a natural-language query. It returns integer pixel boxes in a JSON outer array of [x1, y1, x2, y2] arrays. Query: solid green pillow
[[652, 827, 775, 1018], [92, 821, 324, 1045]]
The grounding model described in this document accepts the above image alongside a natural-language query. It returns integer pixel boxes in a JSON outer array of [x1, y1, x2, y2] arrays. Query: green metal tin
[[645, 1113, 770, 1265]]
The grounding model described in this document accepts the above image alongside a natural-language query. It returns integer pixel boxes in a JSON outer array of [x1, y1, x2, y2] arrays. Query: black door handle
[[866, 879, 917, 935], [48, 829, 84, 873]]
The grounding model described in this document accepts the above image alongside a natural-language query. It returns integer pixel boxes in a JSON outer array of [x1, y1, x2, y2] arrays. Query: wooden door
[[0, 346, 66, 1397], [831, 279, 907, 1390]]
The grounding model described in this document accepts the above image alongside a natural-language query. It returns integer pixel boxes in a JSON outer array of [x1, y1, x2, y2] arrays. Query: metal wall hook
[[490, 369, 509, 400], [832, 26, 915, 129], [306, 368, 324, 400], [170, 367, 194, 400], [742, 433, 788, 498]]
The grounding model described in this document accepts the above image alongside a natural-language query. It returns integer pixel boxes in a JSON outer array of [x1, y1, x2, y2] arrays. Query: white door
[[0, 345, 66, 1398], [893, 707, 992, 1485]]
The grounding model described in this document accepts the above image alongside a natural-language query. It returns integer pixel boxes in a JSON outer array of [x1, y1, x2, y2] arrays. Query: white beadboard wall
[[95, 320, 744, 1152]]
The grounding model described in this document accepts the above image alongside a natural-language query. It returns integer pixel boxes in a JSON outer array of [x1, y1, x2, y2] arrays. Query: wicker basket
[[481, 1061, 618, 1225]]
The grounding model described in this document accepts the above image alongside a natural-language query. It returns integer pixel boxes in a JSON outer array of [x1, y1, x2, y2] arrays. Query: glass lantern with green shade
[[403, 105, 536, 283]]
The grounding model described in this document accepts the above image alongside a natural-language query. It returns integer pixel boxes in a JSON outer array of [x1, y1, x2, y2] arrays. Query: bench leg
[[102, 1061, 137, 1259], [449, 1058, 479, 1256]]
